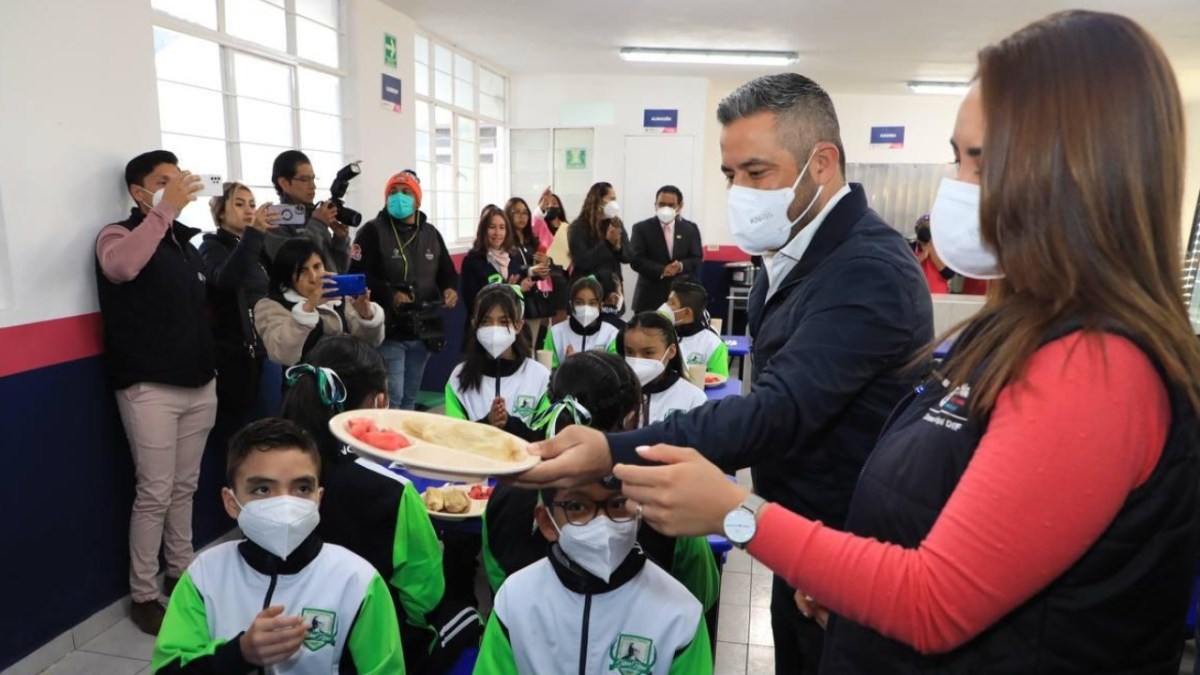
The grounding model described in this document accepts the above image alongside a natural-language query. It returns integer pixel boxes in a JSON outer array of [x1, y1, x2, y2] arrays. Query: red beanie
[[384, 172, 422, 205]]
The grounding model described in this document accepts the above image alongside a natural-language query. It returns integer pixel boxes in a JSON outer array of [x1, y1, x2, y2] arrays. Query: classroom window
[[150, 0, 349, 228], [413, 34, 507, 244]]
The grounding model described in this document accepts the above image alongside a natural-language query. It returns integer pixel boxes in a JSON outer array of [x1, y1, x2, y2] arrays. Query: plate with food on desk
[[704, 373, 729, 389], [421, 483, 493, 520], [329, 410, 538, 482]]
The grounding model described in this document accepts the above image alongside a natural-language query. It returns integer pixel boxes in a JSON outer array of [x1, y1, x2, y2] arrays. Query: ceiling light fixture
[[906, 81, 971, 96], [619, 47, 798, 67]]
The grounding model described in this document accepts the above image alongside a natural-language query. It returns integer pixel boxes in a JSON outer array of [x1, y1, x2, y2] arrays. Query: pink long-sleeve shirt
[[95, 202, 179, 284], [747, 332, 1170, 654]]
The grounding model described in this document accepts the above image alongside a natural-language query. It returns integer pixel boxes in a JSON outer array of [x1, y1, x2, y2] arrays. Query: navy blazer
[[609, 184, 934, 527], [628, 216, 703, 313]]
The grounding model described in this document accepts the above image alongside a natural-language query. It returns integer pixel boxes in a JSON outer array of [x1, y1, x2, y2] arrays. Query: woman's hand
[[251, 203, 281, 233], [615, 445, 749, 537], [794, 591, 829, 629], [534, 252, 550, 266], [606, 223, 622, 247], [531, 263, 551, 278], [351, 290, 374, 321], [302, 272, 337, 313], [520, 277, 535, 292], [538, 185, 554, 211], [488, 397, 509, 428]]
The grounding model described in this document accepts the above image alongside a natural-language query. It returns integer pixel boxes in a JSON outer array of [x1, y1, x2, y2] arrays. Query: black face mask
[[915, 225, 932, 244], [544, 207, 563, 224]]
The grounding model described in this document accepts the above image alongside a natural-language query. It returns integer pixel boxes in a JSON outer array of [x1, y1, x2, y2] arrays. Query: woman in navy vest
[[550, 12, 1200, 674]]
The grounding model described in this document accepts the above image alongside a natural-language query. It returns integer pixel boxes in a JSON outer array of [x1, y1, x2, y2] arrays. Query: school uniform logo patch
[[301, 608, 337, 651], [686, 353, 704, 365], [608, 633, 656, 674], [514, 395, 537, 417]]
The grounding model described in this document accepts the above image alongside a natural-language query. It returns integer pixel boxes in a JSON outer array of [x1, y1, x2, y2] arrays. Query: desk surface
[[704, 378, 743, 401], [721, 335, 752, 357]]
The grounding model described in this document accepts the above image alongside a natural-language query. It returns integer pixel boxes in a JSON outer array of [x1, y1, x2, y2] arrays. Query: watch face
[[724, 508, 756, 545]]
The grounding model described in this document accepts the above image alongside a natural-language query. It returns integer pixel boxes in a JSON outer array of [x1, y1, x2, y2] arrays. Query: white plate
[[424, 493, 487, 521], [704, 375, 729, 389], [329, 409, 539, 481]]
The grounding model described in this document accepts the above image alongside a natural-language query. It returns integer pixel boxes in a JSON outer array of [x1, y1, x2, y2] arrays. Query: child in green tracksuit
[[667, 279, 730, 379], [544, 276, 621, 367], [152, 418, 405, 674]]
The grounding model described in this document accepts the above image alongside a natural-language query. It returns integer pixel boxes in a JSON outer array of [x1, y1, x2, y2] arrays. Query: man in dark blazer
[[628, 185, 704, 312]]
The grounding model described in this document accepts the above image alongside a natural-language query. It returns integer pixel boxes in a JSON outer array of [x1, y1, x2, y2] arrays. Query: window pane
[[455, 55, 474, 83], [303, 150, 343, 194], [226, 0, 286, 51], [435, 191, 455, 224], [158, 82, 226, 138], [479, 67, 505, 97], [435, 71, 453, 104], [237, 98, 293, 146], [161, 131, 228, 225], [459, 141, 477, 170], [457, 116, 477, 143], [457, 162, 475, 192], [300, 111, 343, 152], [457, 216, 475, 242], [152, 0, 217, 29], [416, 131, 432, 162], [298, 68, 340, 115], [415, 35, 429, 64], [415, 64, 430, 97], [434, 45, 452, 74], [415, 100, 431, 133], [455, 78, 474, 110], [153, 28, 221, 90], [297, 17, 339, 67], [296, 0, 337, 27], [480, 93, 504, 121], [416, 161, 432, 187], [239, 142, 290, 187], [234, 53, 291, 104]]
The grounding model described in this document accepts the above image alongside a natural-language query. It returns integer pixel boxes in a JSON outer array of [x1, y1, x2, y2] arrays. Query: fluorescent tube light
[[907, 81, 971, 95], [619, 48, 798, 67]]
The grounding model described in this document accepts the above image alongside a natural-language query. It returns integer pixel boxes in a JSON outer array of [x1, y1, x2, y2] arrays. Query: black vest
[[820, 322, 1199, 674], [95, 209, 216, 390], [372, 211, 444, 304]]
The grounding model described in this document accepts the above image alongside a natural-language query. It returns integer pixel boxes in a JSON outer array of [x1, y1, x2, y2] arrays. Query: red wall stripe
[[0, 313, 104, 378]]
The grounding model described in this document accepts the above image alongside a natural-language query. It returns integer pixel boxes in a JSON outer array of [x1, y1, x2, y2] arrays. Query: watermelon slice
[[362, 429, 410, 451], [346, 418, 377, 441]]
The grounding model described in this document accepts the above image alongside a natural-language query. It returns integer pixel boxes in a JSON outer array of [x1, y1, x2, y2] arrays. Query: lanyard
[[388, 216, 420, 281]]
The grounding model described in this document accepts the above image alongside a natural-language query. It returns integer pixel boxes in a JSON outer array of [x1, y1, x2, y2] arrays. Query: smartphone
[[268, 203, 306, 225], [196, 174, 225, 197], [323, 274, 367, 298]]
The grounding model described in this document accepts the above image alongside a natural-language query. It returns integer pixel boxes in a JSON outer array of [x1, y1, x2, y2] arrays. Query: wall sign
[[565, 148, 588, 170], [384, 33, 398, 69], [870, 126, 905, 149], [381, 74, 402, 113], [643, 108, 679, 134]]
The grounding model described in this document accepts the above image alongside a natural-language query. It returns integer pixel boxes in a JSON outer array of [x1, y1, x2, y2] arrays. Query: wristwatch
[[724, 494, 768, 549]]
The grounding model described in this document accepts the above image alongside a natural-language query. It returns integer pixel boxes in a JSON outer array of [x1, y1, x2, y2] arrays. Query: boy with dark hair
[[475, 478, 713, 674], [152, 418, 405, 673], [666, 279, 729, 379]]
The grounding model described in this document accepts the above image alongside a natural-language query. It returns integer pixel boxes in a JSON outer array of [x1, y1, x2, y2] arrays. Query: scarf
[[487, 247, 510, 276]]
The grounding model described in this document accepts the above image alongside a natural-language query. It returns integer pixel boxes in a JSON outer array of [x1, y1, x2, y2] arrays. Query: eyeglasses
[[551, 496, 635, 526]]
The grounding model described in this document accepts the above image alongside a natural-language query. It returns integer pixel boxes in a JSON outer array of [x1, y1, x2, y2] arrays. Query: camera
[[389, 282, 446, 351], [326, 161, 363, 227]]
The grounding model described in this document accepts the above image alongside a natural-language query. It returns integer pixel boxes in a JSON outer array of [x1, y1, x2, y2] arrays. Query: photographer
[[264, 150, 352, 273], [913, 214, 987, 295], [351, 170, 460, 410]]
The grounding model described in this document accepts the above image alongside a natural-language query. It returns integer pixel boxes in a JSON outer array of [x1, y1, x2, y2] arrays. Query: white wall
[[1184, 98, 1200, 246], [0, 0, 162, 328], [509, 74, 710, 231], [0, 0, 417, 331], [346, 0, 416, 220]]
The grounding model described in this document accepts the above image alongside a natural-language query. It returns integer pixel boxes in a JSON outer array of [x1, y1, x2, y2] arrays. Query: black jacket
[[628, 216, 702, 312], [821, 321, 1199, 674], [199, 227, 269, 412], [351, 210, 458, 342], [460, 248, 521, 323], [567, 219, 629, 298], [609, 185, 933, 528], [95, 208, 216, 391]]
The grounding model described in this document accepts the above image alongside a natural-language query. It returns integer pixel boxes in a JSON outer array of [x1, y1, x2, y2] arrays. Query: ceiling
[[391, 0, 1200, 96]]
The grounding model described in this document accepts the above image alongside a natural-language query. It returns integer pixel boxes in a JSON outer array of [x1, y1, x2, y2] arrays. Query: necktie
[[664, 221, 673, 258]]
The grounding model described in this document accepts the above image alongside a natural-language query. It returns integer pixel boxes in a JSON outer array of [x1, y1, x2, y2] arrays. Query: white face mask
[[553, 514, 639, 582], [726, 150, 823, 255], [626, 355, 668, 386], [656, 303, 681, 325], [656, 206, 677, 224], [930, 178, 1003, 280], [574, 305, 599, 327], [134, 185, 166, 210], [234, 495, 320, 560], [476, 325, 517, 359], [603, 201, 621, 219]]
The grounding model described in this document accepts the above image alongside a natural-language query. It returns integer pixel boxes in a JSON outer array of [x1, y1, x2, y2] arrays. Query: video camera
[[327, 161, 363, 227], [389, 281, 446, 352]]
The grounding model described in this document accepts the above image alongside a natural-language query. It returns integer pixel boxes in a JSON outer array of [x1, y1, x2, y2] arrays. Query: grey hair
[[716, 73, 846, 172]]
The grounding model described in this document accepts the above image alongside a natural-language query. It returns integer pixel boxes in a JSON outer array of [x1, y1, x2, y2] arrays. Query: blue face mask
[[387, 192, 416, 220]]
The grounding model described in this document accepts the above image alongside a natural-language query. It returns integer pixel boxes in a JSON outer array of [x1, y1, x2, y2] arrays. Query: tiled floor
[[40, 617, 155, 674]]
